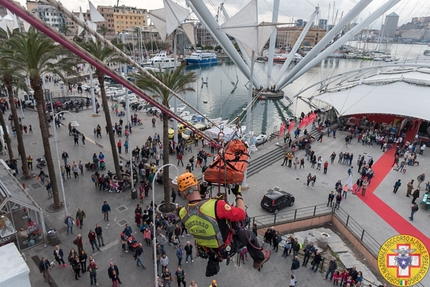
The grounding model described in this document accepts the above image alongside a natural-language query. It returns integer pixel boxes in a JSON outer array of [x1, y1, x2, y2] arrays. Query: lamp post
[[151, 164, 179, 287], [50, 105, 79, 217]]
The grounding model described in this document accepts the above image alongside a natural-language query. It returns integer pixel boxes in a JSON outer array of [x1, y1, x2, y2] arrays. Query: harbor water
[[176, 43, 428, 135]]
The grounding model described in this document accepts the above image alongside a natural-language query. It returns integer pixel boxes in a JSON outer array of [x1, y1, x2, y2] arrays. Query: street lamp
[[50, 104, 79, 217], [151, 164, 179, 287]]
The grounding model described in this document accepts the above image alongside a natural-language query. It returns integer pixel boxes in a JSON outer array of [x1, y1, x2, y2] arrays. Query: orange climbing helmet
[[177, 172, 199, 193]]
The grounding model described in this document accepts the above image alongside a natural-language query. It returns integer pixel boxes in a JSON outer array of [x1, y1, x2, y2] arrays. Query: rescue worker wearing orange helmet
[[177, 172, 270, 277]]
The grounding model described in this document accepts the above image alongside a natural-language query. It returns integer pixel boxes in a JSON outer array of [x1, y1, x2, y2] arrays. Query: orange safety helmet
[[177, 172, 198, 193]]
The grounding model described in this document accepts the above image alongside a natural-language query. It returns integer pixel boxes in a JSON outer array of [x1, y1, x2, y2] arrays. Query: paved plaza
[[1, 82, 429, 286]]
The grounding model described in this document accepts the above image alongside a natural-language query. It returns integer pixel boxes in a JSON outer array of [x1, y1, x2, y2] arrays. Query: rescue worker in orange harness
[[177, 172, 270, 277]]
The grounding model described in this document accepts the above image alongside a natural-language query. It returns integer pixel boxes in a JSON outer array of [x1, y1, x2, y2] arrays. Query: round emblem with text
[[378, 235, 429, 286]]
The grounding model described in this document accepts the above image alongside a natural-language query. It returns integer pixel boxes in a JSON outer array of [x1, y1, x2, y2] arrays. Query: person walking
[[39, 257, 53, 283], [81, 133, 86, 146], [102, 201, 111, 221], [409, 203, 419, 221], [361, 178, 369, 196], [88, 230, 101, 252], [64, 214, 74, 235], [62, 150, 69, 166], [417, 173, 425, 188], [393, 179, 401, 194], [134, 243, 145, 269], [117, 140, 122, 154], [310, 250, 323, 272], [95, 223, 105, 247], [76, 208, 86, 229], [162, 267, 173, 287], [175, 266, 186, 287], [302, 242, 315, 267], [325, 257, 337, 281], [53, 245, 66, 268], [184, 241, 194, 263], [45, 180, 52, 199], [176, 244, 184, 266], [411, 189, 420, 204], [108, 262, 122, 284], [73, 234, 84, 254], [290, 256, 300, 284], [160, 253, 169, 273], [87, 257, 98, 286], [27, 155, 33, 170], [72, 254, 81, 280], [327, 191, 335, 207], [79, 250, 88, 274], [406, 180, 414, 197]]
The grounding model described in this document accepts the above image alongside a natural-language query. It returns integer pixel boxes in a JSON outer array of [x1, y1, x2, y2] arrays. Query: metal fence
[[251, 204, 425, 287], [332, 207, 381, 258], [251, 204, 333, 228]]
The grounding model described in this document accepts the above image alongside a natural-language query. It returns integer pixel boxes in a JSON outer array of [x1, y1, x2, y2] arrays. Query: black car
[[260, 188, 295, 213]]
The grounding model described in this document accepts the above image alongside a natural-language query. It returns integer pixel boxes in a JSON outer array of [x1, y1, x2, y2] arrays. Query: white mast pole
[[275, 7, 318, 85], [266, 0, 280, 88], [287, 0, 400, 86], [187, 0, 261, 88], [277, 0, 374, 90]]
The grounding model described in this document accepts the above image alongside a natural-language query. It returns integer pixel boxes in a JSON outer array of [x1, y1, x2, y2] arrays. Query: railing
[[332, 207, 381, 258], [251, 204, 425, 287], [251, 204, 333, 228]]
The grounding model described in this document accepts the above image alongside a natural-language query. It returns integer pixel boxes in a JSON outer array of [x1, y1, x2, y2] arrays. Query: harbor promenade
[[1, 88, 429, 286]]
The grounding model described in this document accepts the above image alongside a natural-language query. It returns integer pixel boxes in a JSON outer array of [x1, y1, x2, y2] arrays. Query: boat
[[253, 89, 284, 99], [263, 52, 302, 63], [143, 51, 176, 69], [183, 50, 218, 65], [424, 50, 430, 56], [203, 139, 249, 185]]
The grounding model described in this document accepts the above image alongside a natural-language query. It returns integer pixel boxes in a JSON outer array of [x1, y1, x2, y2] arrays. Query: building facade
[[27, 1, 65, 30], [382, 12, 399, 39], [112, 5, 148, 34], [276, 26, 326, 47], [97, 6, 115, 35]]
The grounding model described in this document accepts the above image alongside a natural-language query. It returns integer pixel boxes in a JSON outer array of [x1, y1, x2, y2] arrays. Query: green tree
[[98, 25, 108, 37], [135, 64, 196, 212], [1, 28, 78, 209], [0, 59, 32, 178], [59, 23, 70, 36], [79, 40, 124, 179]]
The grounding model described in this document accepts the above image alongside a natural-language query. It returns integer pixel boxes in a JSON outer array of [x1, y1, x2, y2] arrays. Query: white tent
[[311, 68, 430, 122], [0, 243, 30, 287]]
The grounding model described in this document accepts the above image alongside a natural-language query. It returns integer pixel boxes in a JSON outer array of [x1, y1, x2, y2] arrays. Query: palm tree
[[0, 88, 14, 162], [59, 23, 70, 36], [135, 64, 196, 212], [98, 25, 108, 37], [0, 63, 32, 178], [1, 28, 78, 210], [80, 40, 125, 179]]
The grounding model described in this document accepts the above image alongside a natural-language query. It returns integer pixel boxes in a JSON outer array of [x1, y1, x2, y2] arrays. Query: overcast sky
[[17, 0, 430, 28]]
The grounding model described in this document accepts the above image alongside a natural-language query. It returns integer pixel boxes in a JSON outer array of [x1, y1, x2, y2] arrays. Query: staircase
[[247, 146, 285, 177]]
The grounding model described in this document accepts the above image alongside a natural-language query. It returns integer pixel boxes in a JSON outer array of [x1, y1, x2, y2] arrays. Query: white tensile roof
[[311, 65, 430, 121]]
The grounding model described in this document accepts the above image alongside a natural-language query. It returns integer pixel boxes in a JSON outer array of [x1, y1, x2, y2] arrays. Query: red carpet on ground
[[356, 131, 430, 247]]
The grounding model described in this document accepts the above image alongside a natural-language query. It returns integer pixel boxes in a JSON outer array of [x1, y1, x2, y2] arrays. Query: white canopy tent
[[308, 66, 430, 122]]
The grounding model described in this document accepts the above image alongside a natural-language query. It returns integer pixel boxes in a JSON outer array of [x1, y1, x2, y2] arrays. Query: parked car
[[260, 187, 295, 213]]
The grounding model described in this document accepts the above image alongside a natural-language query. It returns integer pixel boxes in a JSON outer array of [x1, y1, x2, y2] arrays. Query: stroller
[[127, 235, 139, 253]]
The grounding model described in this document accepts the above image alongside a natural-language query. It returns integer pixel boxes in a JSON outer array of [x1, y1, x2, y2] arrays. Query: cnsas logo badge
[[378, 235, 429, 286]]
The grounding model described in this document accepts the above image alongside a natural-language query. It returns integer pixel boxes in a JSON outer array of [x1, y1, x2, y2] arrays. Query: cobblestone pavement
[[2, 81, 429, 286]]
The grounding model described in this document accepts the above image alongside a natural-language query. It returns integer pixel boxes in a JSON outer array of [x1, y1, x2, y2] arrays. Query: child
[[111, 269, 119, 287], [239, 246, 249, 263], [289, 275, 296, 287], [339, 269, 349, 286], [293, 157, 299, 169], [333, 270, 340, 285], [343, 275, 353, 287]]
